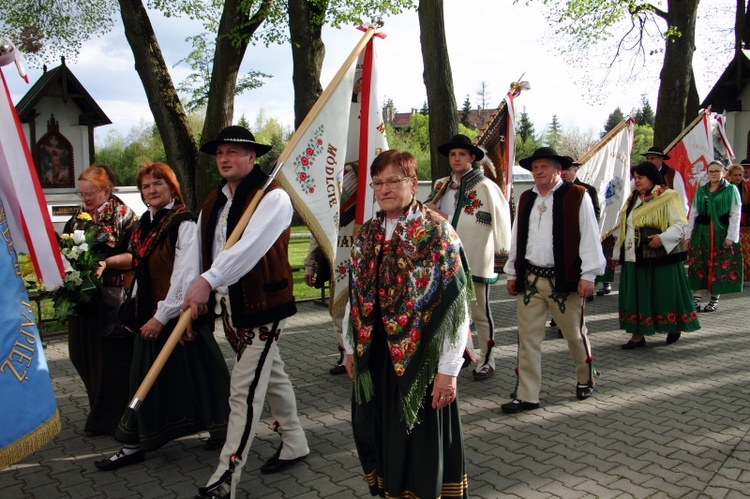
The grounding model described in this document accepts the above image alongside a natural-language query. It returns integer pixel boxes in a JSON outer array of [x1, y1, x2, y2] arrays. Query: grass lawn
[[33, 233, 324, 335]]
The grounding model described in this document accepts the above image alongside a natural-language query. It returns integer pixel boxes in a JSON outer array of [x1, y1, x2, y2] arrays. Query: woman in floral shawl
[[63, 164, 137, 436], [345, 150, 471, 498], [614, 161, 699, 349], [94, 161, 229, 471]]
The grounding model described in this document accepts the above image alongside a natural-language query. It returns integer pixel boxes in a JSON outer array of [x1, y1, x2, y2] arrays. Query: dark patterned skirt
[[114, 316, 229, 451], [352, 335, 468, 498], [687, 224, 744, 294], [68, 302, 134, 435], [619, 262, 700, 335]]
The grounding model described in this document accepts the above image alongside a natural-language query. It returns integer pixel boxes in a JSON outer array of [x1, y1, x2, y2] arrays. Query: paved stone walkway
[[2, 276, 750, 498]]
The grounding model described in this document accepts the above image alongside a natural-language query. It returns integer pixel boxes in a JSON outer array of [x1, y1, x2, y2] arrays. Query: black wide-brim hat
[[519, 147, 573, 171], [200, 126, 272, 156], [645, 146, 670, 161], [437, 134, 485, 161], [741, 158, 750, 167]]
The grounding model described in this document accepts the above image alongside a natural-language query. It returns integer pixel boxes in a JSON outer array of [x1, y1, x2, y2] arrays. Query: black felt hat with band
[[741, 159, 750, 167], [200, 126, 272, 156], [518, 147, 573, 171], [437, 134, 485, 161], [645, 146, 670, 161]]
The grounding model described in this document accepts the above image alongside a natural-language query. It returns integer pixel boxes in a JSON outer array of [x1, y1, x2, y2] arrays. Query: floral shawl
[[64, 195, 137, 287], [65, 195, 137, 256], [348, 200, 470, 430]]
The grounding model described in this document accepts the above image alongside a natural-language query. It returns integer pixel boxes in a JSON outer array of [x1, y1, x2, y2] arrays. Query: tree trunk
[[653, 0, 699, 148], [418, 0, 457, 181], [288, 0, 327, 129], [196, 0, 274, 205], [118, 0, 198, 208]]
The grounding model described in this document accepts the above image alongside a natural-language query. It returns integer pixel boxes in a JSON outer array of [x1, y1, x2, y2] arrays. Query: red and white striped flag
[[277, 25, 387, 313], [0, 66, 64, 290]]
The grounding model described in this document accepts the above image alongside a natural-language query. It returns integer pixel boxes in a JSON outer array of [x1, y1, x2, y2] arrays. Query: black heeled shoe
[[621, 338, 646, 349], [666, 332, 681, 345]]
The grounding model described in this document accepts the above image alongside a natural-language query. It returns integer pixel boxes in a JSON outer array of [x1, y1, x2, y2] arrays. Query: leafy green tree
[[460, 94, 473, 129], [602, 107, 625, 137], [174, 32, 271, 112], [420, 101, 429, 115], [632, 123, 655, 164]]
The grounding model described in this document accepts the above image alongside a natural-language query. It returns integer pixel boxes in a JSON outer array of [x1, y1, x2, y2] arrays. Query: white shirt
[[504, 179, 605, 282], [198, 184, 293, 292], [341, 218, 469, 377]]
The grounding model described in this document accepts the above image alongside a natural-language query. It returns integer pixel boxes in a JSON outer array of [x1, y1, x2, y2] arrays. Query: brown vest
[[514, 182, 585, 293], [200, 169, 296, 328]]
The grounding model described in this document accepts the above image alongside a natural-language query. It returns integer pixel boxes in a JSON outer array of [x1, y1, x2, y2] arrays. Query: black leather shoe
[[501, 399, 540, 414], [260, 453, 308, 474], [596, 286, 612, 296], [203, 436, 225, 451], [195, 486, 229, 499], [666, 332, 681, 345], [95, 449, 145, 471], [621, 338, 646, 350], [329, 363, 346, 375], [576, 383, 594, 400]]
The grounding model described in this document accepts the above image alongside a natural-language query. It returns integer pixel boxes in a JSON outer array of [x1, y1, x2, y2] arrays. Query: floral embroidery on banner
[[294, 125, 325, 194]]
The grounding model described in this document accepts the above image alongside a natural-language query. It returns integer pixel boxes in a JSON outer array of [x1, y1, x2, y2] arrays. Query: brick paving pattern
[[2, 276, 750, 498]]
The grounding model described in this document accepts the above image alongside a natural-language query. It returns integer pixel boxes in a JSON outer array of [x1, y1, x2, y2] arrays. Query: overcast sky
[[5, 0, 735, 143]]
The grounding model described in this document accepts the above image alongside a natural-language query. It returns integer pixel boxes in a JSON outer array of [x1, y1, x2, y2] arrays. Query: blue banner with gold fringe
[[0, 197, 60, 469]]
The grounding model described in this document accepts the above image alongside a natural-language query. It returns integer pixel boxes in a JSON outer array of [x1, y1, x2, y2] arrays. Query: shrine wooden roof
[[15, 57, 111, 127]]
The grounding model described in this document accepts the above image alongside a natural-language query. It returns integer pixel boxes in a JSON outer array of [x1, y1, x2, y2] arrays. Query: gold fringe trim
[[617, 189, 685, 244], [0, 410, 61, 470]]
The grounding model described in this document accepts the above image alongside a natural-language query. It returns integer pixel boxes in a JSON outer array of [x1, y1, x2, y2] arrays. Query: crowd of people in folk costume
[[61, 124, 745, 498]]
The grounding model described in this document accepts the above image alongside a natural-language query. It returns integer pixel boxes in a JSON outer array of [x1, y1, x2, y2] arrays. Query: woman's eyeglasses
[[75, 189, 102, 199], [370, 177, 413, 190]]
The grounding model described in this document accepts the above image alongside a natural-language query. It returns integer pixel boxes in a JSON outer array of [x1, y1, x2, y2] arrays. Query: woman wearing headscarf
[[94, 161, 230, 470], [64, 164, 137, 436], [614, 161, 699, 349], [345, 150, 471, 498], [686, 161, 743, 312]]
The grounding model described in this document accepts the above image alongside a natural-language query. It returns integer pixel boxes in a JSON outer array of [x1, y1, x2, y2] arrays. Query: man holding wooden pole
[[183, 126, 309, 499]]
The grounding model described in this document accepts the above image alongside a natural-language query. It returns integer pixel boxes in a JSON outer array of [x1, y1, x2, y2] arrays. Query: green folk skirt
[[619, 261, 701, 335], [687, 223, 744, 294], [114, 317, 230, 451], [352, 333, 468, 498]]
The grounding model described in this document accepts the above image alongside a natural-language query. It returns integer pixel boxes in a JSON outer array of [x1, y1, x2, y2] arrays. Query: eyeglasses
[[370, 177, 413, 190], [75, 189, 102, 199]]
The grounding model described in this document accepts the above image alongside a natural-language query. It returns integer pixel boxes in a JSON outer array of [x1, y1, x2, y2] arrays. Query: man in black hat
[[425, 134, 512, 381], [183, 125, 309, 498], [645, 146, 688, 213], [741, 158, 750, 181], [501, 147, 605, 413]]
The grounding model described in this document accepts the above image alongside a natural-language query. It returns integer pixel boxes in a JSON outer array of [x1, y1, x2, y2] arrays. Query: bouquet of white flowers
[[53, 212, 103, 319]]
